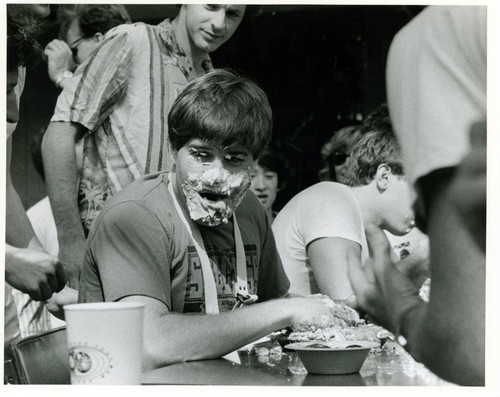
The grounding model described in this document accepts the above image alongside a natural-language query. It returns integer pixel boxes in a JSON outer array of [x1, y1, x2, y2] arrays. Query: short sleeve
[[51, 30, 133, 131], [82, 201, 173, 308], [256, 213, 290, 301], [300, 184, 363, 248]]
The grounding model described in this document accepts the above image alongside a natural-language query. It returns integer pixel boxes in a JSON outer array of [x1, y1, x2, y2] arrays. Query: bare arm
[[120, 295, 332, 370], [405, 165, 485, 384], [5, 136, 37, 247], [307, 237, 360, 302], [42, 121, 86, 288], [5, 136, 67, 300]]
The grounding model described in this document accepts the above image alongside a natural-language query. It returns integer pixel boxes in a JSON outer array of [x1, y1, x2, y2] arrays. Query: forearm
[[401, 174, 485, 385], [42, 122, 86, 282], [401, 297, 484, 385], [6, 182, 36, 247], [6, 138, 36, 247], [138, 298, 295, 369]]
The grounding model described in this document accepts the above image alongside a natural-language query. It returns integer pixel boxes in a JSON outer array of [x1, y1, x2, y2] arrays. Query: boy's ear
[[375, 164, 391, 191], [168, 144, 178, 165], [94, 32, 104, 42]]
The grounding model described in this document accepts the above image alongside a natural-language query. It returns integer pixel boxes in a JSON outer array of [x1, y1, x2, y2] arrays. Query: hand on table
[[5, 247, 67, 301], [287, 296, 338, 329], [348, 224, 422, 335], [44, 39, 75, 84]]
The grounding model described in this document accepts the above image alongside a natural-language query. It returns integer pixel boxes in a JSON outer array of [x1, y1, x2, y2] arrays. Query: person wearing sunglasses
[[44, 5, 131, 90], [273, 127, 416, 304], [318, 125, 364, 184]]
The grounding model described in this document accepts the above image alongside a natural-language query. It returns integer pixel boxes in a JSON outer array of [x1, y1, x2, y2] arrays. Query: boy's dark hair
[[168, 69, 273, 158], [7, 13, 43, 71], [344, 130, 404, 187], [257, 148, 289, 191], [60, 5, 131, 40]]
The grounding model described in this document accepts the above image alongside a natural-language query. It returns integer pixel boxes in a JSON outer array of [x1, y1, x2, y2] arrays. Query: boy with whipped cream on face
[[78, 69, 332, 368]]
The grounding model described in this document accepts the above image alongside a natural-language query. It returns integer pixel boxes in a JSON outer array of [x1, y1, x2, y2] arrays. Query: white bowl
[[285, 340, 379, 375]]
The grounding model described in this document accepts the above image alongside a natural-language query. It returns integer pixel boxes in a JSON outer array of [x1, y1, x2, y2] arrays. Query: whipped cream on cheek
[[182, 167, 252, 226]]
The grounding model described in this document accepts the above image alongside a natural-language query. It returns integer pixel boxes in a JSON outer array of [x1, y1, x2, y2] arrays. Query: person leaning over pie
[[273, 123, 418, 306], [78, 70, 333, 369]]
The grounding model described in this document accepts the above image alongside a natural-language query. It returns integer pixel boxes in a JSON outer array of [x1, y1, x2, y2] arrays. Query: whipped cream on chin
[[182, 167, 251, 226]]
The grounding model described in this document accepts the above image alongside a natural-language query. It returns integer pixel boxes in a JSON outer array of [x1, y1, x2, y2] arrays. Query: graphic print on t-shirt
[[183, 244, 258, 313]]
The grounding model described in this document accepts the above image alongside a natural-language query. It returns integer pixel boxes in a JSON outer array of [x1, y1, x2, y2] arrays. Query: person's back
[[348, 6, 486, 385]]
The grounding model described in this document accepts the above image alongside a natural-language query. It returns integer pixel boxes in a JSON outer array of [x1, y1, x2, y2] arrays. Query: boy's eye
[[265, 172, 276, 180], [205, 4, 220, 11], [224, 154, 246, 163], [189, 149, 210, 160], [226, 9, 241, 19]]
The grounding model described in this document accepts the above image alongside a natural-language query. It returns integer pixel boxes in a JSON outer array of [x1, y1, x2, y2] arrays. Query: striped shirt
[[51, 19, 212, 231]]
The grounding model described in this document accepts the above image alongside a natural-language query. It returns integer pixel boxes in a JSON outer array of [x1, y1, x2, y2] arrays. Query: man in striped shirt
[[42, 5, 248, 289]]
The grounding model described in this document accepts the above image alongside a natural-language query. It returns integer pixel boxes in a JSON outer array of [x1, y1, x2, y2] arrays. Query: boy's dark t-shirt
[[79, 172, 290, 312]]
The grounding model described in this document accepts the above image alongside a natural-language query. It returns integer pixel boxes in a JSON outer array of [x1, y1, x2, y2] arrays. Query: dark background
[[11, 4, 424, 212]]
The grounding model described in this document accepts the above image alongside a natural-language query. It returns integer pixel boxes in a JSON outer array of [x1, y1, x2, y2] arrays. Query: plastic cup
[[64, 302, 145, 385]]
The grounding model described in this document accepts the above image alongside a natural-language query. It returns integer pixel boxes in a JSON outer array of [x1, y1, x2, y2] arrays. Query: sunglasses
[[69, 35, 86, 59], [330, 152, 350, 166]]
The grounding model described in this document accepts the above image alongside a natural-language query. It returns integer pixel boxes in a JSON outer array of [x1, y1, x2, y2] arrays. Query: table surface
[[141, 339, 454, 386]]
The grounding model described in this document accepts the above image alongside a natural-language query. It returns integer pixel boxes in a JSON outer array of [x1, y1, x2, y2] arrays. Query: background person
[[250, 148, 289, 224], [348, 6, 486, 385], [8, 5, 133, 337], [273, 128, 415, 304], [44, 5, 132, 90], [42, 4, 248, 290], [5, 10, 66, 343], [318, 124, 363, 184]]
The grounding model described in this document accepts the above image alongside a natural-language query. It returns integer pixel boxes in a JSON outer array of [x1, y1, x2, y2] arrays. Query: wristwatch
[[55, 70, 74, 88]]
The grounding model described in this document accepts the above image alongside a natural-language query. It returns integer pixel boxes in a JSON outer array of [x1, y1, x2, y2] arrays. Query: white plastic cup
[[64, 302, 145, 385]]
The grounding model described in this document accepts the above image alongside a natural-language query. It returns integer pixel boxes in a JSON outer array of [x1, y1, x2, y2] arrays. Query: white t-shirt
[[26, 197, 59, 256], [272, 182, 368, 296], [387, 6, 486, 198]]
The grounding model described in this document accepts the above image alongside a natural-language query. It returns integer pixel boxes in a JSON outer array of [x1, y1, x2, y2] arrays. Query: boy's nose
[[252, 175, 266, 190]]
